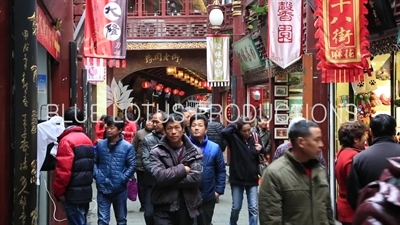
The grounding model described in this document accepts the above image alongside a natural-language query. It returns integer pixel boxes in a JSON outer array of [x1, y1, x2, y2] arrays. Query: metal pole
[[328, 83, 336, 217], [70, 42, 78, 106], [230, 75, 237, 120], [82, 69, 88, 134], [12, 0, 38, 224]]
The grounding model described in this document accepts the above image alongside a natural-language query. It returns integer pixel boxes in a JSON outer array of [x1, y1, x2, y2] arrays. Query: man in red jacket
[[123, 113, 137, 143], [53, 107, 94, 224]]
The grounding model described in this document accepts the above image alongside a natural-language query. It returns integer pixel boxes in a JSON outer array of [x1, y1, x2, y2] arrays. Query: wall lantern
[[164, 87, 171, 93], [166, 66, 177, 76], [208, 0, 224, 30], [155, 84, 163, 91], [252, 90, 261, 101], [179, 91, 185, 96], [172, 89, 179, 95], [142, 81, 151, 89]]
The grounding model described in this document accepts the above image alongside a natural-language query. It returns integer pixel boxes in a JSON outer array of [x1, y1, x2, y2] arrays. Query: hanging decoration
[[164, 87, 171, 93], [83, 0, 127, 69], [268, 0, 303, 69], [179, 91, 185, 96], [314, 0, 370, 83], [206, 34, 230, 87], [142, 81, 151, 89], [166, 66, 177, 75], [172, 89, 179, 95], [155, 84, 163, 91]]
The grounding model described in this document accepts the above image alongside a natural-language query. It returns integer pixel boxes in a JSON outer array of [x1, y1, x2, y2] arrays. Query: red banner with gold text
[[83, 0, 127, 68], [314, 0, 370, 83]]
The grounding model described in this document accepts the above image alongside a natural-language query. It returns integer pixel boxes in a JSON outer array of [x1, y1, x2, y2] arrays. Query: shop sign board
[[232, 35, 263, 73], [37, 6, 61, 61]]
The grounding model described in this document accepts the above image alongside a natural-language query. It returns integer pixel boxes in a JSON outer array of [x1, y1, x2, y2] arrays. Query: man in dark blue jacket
[[95, 117, 136, 225], [189, 114, 226, 225]]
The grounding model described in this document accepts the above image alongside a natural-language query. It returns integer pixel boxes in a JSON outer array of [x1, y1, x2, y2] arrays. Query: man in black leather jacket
[[207, 112, 226, 152], [141, 111, 167, 225]]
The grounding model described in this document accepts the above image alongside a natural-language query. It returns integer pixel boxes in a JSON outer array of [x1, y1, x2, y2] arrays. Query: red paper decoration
[[164, 87, 171, 93], [172, 89, 179, 95], [179, 91, 185, 96], [226, 92, 232, 122], [142, 81, 151, 89]]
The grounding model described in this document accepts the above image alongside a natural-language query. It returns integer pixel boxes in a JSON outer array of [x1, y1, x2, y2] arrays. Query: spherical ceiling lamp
[[164, 87, 171, 93], [166, 66, 177, 76], [155, 84, 163, 91], [142, 81, 151, 89], [252, 90, 261, 101], [179, 91, 185, 96], [208, 0, 224, 30], [172, 89, 179, 95]]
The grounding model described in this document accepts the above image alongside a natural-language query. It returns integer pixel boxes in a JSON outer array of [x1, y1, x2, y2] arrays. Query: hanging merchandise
[[365, 72, 378, 92], [355, 92, 375, 125], [351, 81, 366, 95]]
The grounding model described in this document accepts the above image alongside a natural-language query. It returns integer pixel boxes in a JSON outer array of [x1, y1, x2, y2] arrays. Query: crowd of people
[[50, 105, 400, 225]]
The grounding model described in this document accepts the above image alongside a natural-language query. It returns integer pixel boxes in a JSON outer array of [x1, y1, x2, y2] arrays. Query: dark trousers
[[197, 198, 216, 225], [136, 170, 145, 208], [97, 189, 128, 225], [62, 201, 89, 225], [143, 185, 154, 225], [154, 203, 193, 225]]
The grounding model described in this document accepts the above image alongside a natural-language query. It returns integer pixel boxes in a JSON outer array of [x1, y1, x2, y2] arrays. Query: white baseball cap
[[288, 117, 306, 132]]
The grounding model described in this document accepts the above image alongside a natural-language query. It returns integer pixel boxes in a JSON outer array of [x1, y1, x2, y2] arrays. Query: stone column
[[12, 0, 38, 224]]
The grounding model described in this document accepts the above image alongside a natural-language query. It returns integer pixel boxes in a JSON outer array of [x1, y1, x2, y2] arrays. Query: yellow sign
[[144, 52, 182, 64]]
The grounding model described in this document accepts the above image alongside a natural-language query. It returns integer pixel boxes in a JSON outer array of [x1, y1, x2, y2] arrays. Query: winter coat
[[123, 120, 137, 143], [259, 151, 335, 225], [53, 126, 94, 204], [207, 121, 226, 152], [149, 135, 203, 218], [141, 131, 164, 186], [94, 136, 136, 194], [94, 120, 106, 144], [353, 157, 400, 225], [251, 127, 271, 154], [190, 135, 226, 202], [334, 147, 361, 223], [133, 128, 152, 171], [221, 123, 265, 186], [347, 136, 400, 209]]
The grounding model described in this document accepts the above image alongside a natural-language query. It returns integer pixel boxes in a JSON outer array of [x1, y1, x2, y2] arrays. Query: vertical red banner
[[83, 0, 127, 67], [314, 0, 370, 83]]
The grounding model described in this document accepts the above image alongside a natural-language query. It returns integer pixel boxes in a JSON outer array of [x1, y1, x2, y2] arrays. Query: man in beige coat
[[259, 120, 334, 225]]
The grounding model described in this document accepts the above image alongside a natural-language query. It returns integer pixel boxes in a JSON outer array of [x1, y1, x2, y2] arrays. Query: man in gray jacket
[[141, 111, 166, 225], [149, 113, 203, 224]]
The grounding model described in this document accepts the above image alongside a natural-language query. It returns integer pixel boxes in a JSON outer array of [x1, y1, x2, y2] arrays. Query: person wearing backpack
[[353, 157, 400, 225]]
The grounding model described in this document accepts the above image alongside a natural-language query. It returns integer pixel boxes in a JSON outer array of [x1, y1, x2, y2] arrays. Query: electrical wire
[[43, 179, 97, 222]]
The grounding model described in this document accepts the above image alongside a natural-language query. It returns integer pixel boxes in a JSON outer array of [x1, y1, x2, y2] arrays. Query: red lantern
[[202, 81, 208, 87], [164, 87, 171, 93], [207, 86, 212, 91], [142, 81, 151, 89], [155, 84, 162, 91], [172, 89, 179, 95], [202, 96, 208, 101], [196, 95, 201, 100], [179, 91, 185, 96]]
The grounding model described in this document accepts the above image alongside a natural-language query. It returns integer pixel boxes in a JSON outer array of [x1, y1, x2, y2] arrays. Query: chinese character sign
[[232, 35, 263, 72], [268, 0, 302, 69], [206, 35, 230, 87], [314, 0, 370, 83], [83, 0, 127, 66]]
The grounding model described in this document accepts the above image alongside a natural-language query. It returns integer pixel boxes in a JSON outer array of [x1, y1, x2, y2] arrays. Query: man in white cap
[[273, 117, 326, 165]]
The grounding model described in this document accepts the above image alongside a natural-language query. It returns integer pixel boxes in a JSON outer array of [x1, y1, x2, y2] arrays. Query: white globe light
[[252, 90, 261, 101], [209, 8, 224, 26]]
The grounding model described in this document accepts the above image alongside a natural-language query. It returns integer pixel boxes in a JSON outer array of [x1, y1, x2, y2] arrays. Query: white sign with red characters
[[268, 0, 302, 69]]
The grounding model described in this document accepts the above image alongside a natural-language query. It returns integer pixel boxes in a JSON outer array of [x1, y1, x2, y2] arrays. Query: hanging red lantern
[[164, 87, 171, 93], [202, 96, 208, 101], [172, 89, 179, 95], [155, 84, 163, 91], [179, 91, 185, 96], [196, 95, 201, 100], [202, 81, 208, 87], [207, 86, 212, 91], [142, 81, 151, 89]]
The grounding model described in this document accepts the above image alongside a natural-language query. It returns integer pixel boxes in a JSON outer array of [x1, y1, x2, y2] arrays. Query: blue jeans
[[229, 185, 258, 225], [62, 201, 89, 225], [97, 189, 128, 225]]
